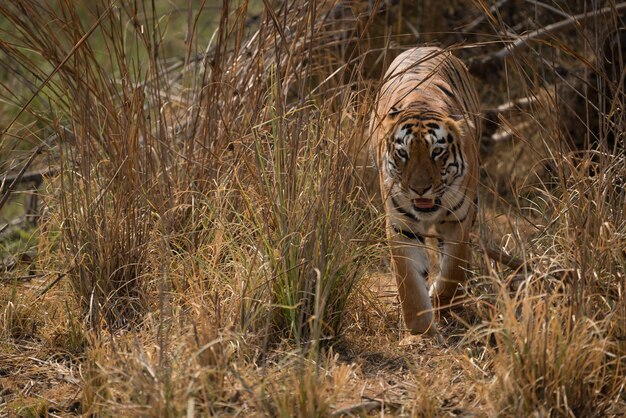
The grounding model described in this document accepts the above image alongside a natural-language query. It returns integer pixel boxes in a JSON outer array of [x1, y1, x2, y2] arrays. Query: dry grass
[[0, 0, 624, 416]]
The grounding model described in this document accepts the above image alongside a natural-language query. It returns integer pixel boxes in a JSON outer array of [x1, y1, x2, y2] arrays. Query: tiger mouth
[[413, 198, 441, 212]]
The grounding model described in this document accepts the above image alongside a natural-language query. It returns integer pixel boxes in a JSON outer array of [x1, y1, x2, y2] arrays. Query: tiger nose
[[410, 185, 432, 195]]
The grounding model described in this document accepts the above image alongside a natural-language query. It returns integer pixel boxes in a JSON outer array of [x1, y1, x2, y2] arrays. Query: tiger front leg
[[388, 226, 436, 335], [430, 220, 472, 306]]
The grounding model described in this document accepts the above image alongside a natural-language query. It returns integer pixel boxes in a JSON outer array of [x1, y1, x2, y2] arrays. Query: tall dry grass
[[0, 0, 374, 336], [1, 0, 379, 414], [466, 1, 626, 415]]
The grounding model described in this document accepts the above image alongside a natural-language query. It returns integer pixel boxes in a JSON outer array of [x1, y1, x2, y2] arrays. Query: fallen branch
[[462, 0, 510, 34], [523, 0, 571, 19], [470, 2, 626, 77], [0, 215, 27, 238], [488, 95, 541, 114], [1, 167, 53, 192], [1, 249, 36, 274], [37, 273, 66, 299], [480, 244, 525, 271], [1, 165, 53, 227], [0, 144, 44, 212], [491, 120, 534, 142], [492, 3, 626, 62], [481, 96, 540, 145], [332, 400, 383, 417], [473, 235, 525, 271]]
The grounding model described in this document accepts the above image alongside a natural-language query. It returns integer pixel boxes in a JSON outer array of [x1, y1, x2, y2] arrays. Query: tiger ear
[[443, 117, 463, 140], [388, 106, 402, 118]]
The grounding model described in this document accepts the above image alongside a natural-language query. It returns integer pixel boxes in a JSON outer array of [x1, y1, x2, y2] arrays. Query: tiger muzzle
[[413, 197, 441, 212]]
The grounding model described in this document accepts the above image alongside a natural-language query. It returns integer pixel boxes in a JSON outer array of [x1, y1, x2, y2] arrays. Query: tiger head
[[382, 112, 469, 217]]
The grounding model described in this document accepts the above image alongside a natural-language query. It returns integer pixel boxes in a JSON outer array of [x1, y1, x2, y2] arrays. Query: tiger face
[[383, 114, 467, 222]]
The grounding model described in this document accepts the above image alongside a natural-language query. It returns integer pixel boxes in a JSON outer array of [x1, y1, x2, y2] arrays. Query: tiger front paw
[[429, 279, 464, 309], [405, 311, 437, 336]]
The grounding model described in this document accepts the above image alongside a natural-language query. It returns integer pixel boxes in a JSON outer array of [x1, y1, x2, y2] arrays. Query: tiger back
[[369, 47, 481, 336]]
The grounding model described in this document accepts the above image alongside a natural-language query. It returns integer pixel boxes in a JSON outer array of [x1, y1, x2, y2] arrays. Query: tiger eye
[[396, 149, 408, 159]]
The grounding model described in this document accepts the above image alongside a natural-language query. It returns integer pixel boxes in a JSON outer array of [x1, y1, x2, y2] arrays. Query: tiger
[[369, 47, 481, 335]]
